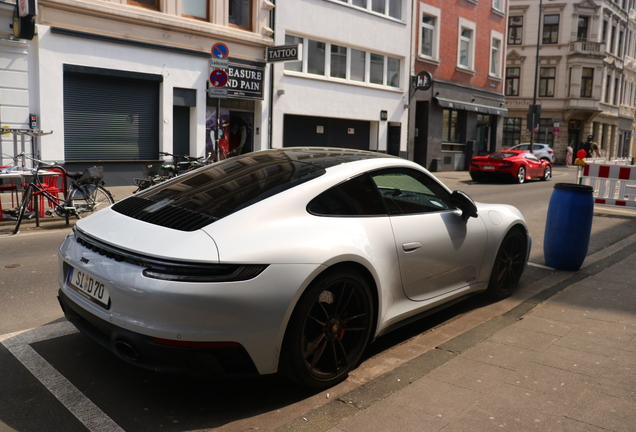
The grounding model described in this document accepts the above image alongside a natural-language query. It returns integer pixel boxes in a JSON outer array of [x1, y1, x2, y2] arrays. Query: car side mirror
[[451, 190, 478, 220]]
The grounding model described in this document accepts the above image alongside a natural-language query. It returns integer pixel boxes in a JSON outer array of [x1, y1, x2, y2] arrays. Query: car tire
[[470, 172, 483, 182], [516, 166, 526, 184], [279, 268, 374, 389], [485, 228, 527, 300], [540, 165, 551, 181]]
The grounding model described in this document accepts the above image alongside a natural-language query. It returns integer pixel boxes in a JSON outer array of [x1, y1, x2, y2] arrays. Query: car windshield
[[112, 148, 390, 231], [489, 152, 517, 159]]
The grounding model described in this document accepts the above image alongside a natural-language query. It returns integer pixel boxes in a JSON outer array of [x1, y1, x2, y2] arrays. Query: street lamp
[[529, 0, 543, 153]]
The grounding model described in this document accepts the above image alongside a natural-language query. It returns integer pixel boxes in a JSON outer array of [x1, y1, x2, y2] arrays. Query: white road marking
[[528, 262, 554, 270], [1, 322, 125, 432]]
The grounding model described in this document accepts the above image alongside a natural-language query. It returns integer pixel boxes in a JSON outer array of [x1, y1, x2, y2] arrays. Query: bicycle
[[133, 151, 212, 193], [11, 153, 114, 234]]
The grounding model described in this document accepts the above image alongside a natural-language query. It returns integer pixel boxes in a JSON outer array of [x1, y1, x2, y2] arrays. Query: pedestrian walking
[[566, 143, 573, 166], [588, 135, 602, 158]]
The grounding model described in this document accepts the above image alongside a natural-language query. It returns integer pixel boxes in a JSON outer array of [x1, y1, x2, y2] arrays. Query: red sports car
[[470, 150, 552, 184]]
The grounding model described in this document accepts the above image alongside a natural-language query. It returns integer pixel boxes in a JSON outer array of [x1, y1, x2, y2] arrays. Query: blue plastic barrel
[[544, 183, 594, 271]]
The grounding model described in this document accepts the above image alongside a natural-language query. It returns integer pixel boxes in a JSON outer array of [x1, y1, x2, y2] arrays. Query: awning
[[435, 97, 507, 116]]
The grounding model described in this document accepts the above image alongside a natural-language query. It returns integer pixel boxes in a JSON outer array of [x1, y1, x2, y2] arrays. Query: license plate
[[67, 266, 110, 308], [483, 166, 495, 170]]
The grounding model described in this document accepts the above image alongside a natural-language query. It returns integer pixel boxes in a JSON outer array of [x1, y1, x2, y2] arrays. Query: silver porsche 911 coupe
[[58, 147, 531, 389]]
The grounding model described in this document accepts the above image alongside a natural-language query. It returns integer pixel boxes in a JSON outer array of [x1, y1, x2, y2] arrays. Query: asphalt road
[[1, 166, 635, 432]]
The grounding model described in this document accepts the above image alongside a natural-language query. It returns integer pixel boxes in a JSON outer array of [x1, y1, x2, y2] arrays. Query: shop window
[[505, 67, 520, 96], [508, 16, 523, 45], [442, 109, 462, 143], [539, 67, 555, 97], [127, 0, 158, 10], [542, 14, 559, 44], [229, 0, 252, 30], [182, 0, 208, 20]]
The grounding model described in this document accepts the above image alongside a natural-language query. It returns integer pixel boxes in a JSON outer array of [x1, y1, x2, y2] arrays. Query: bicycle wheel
[[13, 184, 35, 234], [69, 185, 114, 217]]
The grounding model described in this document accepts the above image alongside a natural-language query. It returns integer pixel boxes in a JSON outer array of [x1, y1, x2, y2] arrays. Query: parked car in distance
[[508, 143, 554, 163], [58, 147, 531, 389], [470, 150, 552, 184]]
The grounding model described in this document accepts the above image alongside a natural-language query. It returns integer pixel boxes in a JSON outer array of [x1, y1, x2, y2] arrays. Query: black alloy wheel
[[280, 269, 374, 389], [541, 165, 551, 181], [486, 229, 527, 299], [516, 166, 526, 184]]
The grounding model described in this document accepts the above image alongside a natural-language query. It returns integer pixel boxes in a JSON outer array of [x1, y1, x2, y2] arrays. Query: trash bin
[[544, 183, 594, 271]]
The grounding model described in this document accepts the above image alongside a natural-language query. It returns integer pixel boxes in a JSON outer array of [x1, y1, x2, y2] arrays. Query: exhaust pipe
[[114, 340, 140, 361]]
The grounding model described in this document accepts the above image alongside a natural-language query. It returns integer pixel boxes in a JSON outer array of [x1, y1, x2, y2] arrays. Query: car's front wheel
[[541, 165, 551, 181], [516, 166, 526, 184], [486, 228, 527, 299], [280, 269, 374, 389]]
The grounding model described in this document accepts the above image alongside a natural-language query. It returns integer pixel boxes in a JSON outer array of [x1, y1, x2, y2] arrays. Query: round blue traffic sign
[[210, 69, 228, 87], [211, 42, 230, 59]]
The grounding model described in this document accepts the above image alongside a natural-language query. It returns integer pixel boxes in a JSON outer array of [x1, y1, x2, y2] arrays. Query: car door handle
[[402, 242, 422, 252]]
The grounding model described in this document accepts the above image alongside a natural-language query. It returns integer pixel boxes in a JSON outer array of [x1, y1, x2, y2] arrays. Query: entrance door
[[173, 106, 190, 156], [476, 114, 491, 154], [414, 101, 429, 166], [388, 125, 401, 156]]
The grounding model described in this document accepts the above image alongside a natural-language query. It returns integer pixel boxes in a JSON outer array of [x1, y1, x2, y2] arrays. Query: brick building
[[408, 0, 508, 171]]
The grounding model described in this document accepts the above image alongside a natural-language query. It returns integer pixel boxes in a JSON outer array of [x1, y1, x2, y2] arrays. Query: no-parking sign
[[210, 69, 228, 88]]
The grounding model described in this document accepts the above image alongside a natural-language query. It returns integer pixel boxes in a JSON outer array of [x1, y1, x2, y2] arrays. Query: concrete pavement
[[274, 235, 636, 432]]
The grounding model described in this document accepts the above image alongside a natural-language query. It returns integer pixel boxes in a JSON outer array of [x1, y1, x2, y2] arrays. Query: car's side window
[[524, 153, 539, 162], [370, 168, 452, 215], [307, 174, 387, 216]]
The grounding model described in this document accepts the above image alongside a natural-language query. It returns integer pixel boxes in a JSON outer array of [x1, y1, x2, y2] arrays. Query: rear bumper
[[58, 289, 259, 377]]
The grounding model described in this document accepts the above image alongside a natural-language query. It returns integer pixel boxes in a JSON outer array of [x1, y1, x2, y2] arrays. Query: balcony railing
[[569, 40, 605, 56]]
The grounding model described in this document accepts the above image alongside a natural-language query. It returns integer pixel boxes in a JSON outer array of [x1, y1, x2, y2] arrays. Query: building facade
[[271, 0, 411, 156], [504, 0, 636, 163], [1, 0, 274, 185], [409, 0, 508, 172]]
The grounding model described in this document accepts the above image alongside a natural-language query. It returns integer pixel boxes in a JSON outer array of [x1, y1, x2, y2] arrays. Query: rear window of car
[[490, 152, 517, 159], [112, 152, 328, 230]]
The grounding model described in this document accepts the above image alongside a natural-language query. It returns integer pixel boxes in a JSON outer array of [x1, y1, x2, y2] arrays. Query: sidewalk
[[275, 238, 636, 432]]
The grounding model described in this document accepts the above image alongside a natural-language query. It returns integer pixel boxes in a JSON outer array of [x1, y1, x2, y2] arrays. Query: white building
[[1, 0, 274, 185], [271, 0, 411, 156]]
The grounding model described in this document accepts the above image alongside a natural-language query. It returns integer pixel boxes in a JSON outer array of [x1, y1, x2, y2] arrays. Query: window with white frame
[[492, 0, 503, 13], [284, 34, 401, 89], [338, 0, 403, 20], [457, 18, 476, 70], [490, 31, 503, 78], [419, 3, 441, 61]]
